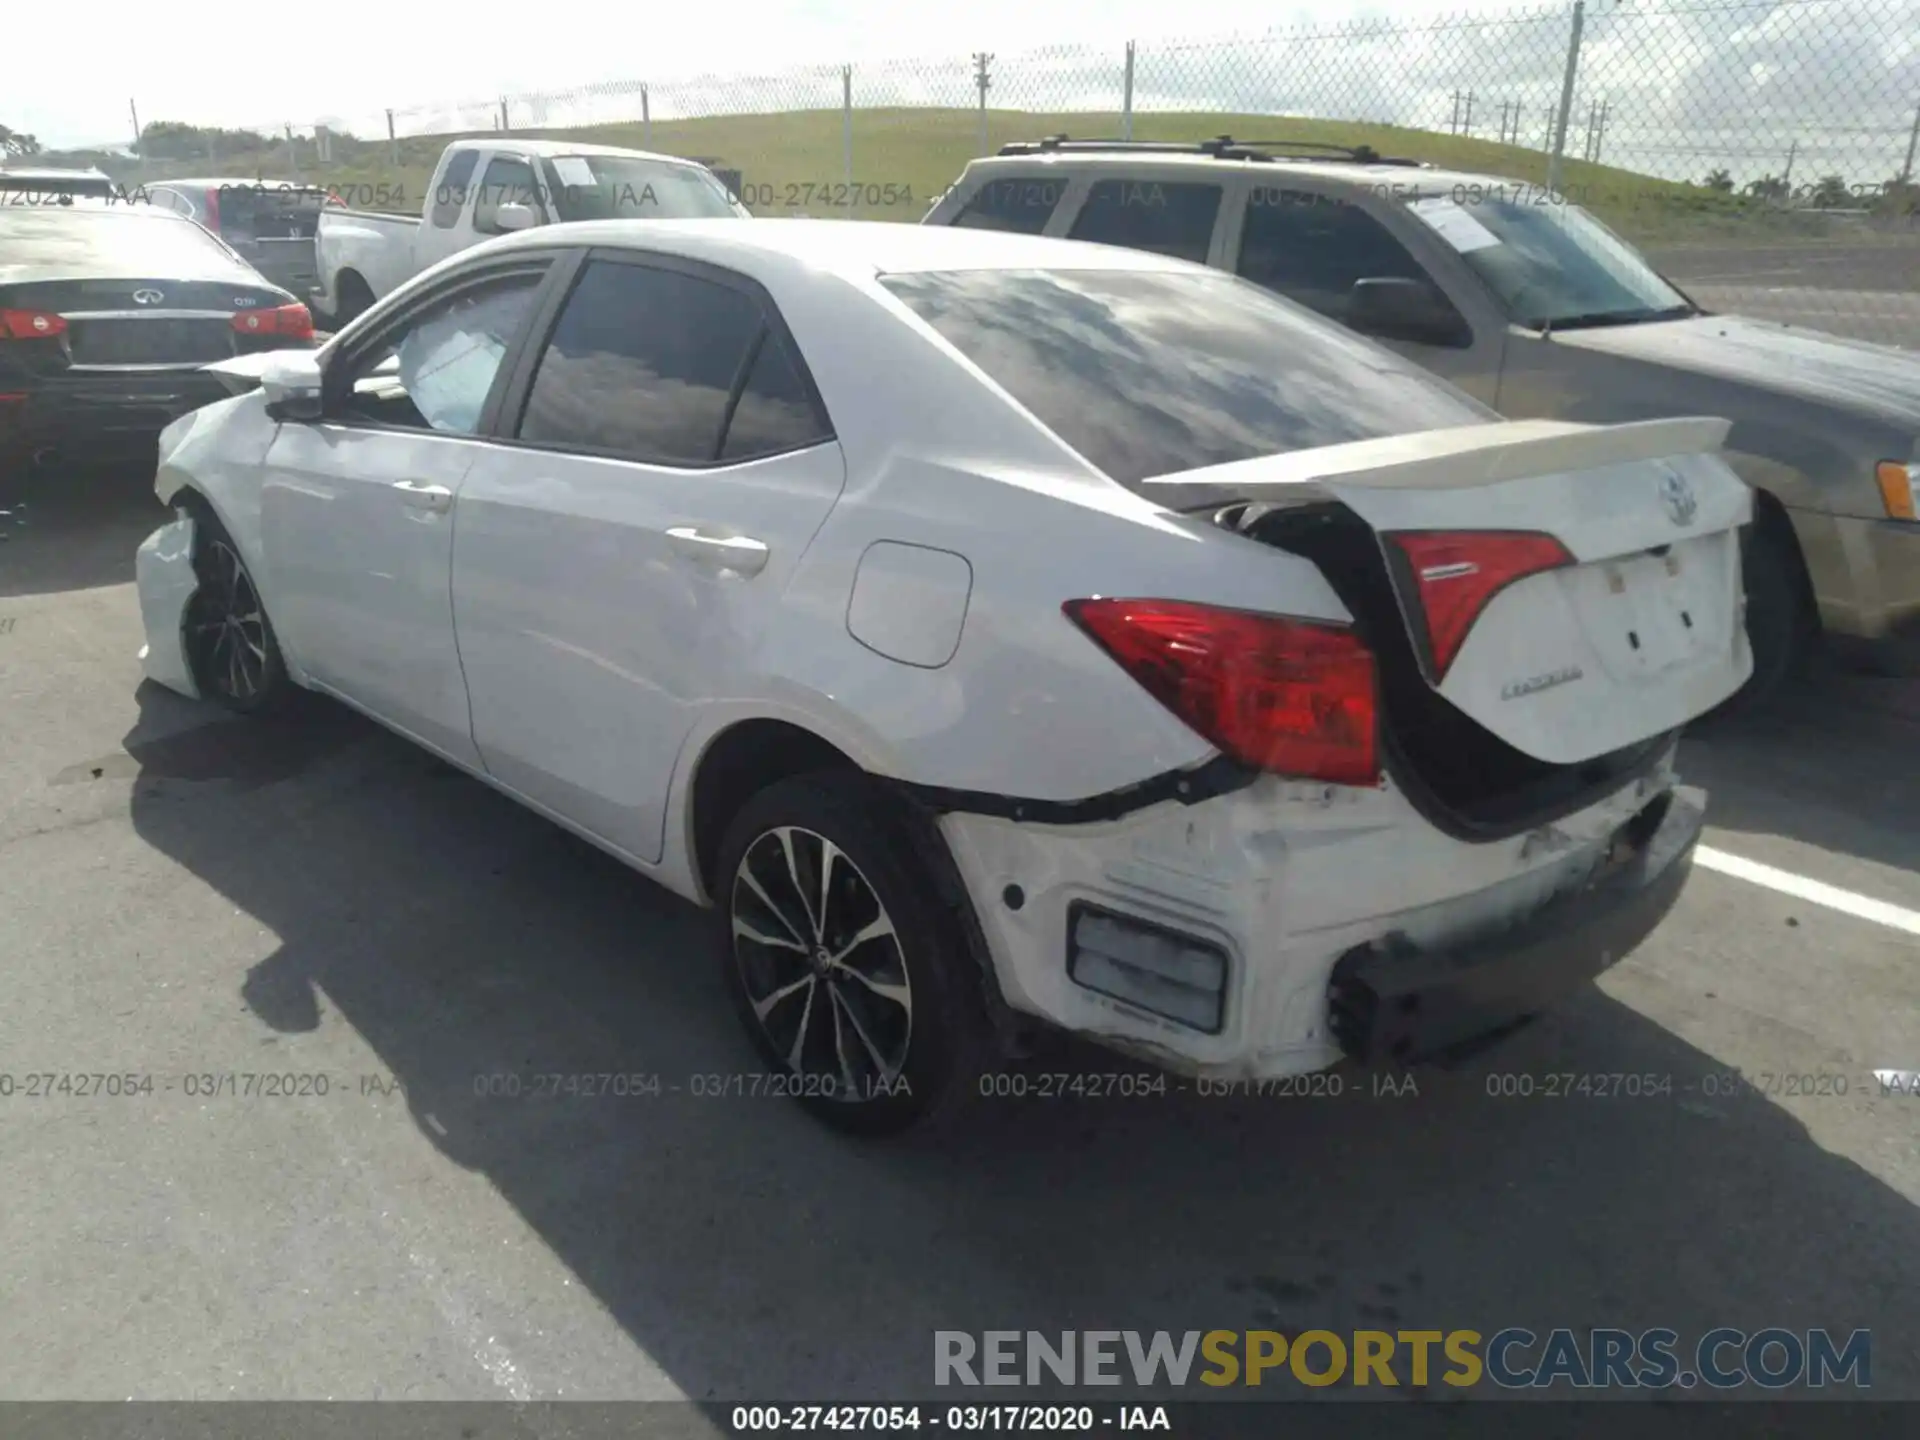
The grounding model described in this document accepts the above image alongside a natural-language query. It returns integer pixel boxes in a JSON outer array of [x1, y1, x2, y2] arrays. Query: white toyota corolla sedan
[[135, 219, 1751, 1134]]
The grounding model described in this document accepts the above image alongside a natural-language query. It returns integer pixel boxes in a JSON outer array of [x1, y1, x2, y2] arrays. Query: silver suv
[[924, 137, 1920, 703]]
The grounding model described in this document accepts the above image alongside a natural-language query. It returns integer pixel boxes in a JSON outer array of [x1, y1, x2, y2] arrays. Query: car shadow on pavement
[[0, 451, 170, 600], [1681, 654, 1920, 887], [119, 681, 1920, 1406]]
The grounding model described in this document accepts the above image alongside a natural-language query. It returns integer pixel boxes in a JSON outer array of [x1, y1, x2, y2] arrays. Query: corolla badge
[[1659, 467, 1698, 527], [131, 288, 165, 305]]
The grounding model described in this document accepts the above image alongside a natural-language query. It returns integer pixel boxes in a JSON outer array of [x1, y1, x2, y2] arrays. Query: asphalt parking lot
[[1, 459, 1917, 1410], [1646, 239, 1920, 348]]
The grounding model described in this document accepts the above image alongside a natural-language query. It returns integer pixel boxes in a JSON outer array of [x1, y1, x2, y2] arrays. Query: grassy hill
[[97, 107, 1852, 243]]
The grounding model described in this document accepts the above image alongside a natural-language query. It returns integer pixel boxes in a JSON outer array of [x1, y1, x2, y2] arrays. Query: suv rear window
[[1067, 180, 1222, 264], [881, 268, 1493, 489], [950, 176, 1068, 234]]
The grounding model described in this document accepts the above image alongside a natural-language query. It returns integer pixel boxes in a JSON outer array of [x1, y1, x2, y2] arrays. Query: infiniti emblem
[[1659, 468, 1698, 527], [131, 289, 165, 306]]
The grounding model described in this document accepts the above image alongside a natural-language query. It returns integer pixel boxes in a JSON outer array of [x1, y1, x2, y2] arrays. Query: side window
[[1237, 189, 1435, 323], [333, 270, 546, 434], [517, 261, 769, 465], [951, 175, 1069, 235], [720, 331, 831, 462], [1067, 180, 1222, 263], [473, 156, 538, 236], [431, 151, 479, 229]]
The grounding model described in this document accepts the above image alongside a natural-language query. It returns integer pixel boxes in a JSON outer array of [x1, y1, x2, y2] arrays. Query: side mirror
[[1346, 277, 1472, 349], [260, 351, 325, 422], [494, 201, 538, 232]]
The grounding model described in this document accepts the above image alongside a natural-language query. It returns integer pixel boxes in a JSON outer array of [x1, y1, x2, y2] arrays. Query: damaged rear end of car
[[937, 414, 1745, 1081]]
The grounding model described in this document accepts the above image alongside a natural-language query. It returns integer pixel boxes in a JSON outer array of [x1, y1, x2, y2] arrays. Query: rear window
[[0, 207, 247, 277], [215, 184, 327, 238], [879, 268, 1493, 489]]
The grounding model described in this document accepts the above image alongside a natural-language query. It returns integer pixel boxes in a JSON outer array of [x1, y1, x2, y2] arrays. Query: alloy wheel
[[189, 538, 271, 703], [730, 825, 913, 1101]]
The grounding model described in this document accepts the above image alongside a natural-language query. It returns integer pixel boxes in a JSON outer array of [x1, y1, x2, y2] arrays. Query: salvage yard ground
[[0, 461, 1916, 1403]]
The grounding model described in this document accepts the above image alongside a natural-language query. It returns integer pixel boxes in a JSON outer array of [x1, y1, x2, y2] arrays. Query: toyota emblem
[[132, 289, 165, 306], [1659, 468, 1698, 527]]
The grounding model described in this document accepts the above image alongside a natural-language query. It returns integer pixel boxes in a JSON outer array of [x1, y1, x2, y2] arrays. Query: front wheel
[[182, 502, 293, 714], [714, 773, 990, 1136]]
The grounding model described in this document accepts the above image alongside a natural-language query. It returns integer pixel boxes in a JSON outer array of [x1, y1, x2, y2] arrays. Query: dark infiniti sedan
[[1, 198, 315, 471]]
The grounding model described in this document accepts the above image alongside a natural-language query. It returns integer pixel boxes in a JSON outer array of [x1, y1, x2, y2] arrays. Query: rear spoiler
[[1139, 416, 1732, 496]]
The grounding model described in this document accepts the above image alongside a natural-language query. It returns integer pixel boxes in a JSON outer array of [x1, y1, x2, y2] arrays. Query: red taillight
[[0, 309, 68, 341], [1064, 598, 1379, 787], [231, 303, 314, 341], [1388, 530, 1574, 680]]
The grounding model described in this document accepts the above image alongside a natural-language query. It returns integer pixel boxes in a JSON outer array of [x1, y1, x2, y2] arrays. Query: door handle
[[665, 526, 770, 576], [392, 480, 454, 514]]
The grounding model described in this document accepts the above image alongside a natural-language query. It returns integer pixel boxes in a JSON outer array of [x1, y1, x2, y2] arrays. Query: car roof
[[147, 178, 330, 192], [448, 138, 713, 166], [962, 150, 1505, 193], [0, 165, 112, 180], [479, 216, 1204, 280], [0, 196, 189, 219]]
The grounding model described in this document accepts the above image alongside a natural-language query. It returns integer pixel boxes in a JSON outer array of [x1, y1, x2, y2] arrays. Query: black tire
[[333, 272, 374, 328], [181, 498, 293, 715], [1716, 515, 1816, 717], [713, 771, 992, 1137]]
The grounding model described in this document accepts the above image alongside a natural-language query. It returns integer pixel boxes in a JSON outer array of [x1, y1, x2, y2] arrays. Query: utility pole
[[973, 52, 994, 156], [386, 109, 398, 166], [1782, 139, 1798, 196], [499, 99, 510, 133], [1461, 89, 1475, 137], [128, 97, 142, 162], [641, 85, 651, 149], [1900, 96, 1920, 185], [1122, 41, 1136, 141], [842, 65, 854, 212], [1546, 0, 1587, 195], [1593, 99, 1610, 163]]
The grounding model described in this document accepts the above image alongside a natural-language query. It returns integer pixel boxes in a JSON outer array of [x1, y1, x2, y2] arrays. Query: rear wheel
[[332, 271, 375, 328], [182, 500, 292, 715], [714, 772, 990, 1137], [1718, 514, 1817, 716]]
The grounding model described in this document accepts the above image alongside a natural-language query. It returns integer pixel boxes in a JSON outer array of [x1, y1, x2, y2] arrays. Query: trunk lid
[[1144, 416, 1753, 766]]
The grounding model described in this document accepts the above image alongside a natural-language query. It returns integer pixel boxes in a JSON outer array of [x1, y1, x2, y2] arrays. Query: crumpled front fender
[[135, 510, 202, 700]]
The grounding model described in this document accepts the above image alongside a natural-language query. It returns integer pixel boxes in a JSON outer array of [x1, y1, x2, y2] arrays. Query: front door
[[257, 262, 553, 765]]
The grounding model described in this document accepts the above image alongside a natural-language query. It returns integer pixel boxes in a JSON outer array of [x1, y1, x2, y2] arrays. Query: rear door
[[257, 256, 558, 763], [451, 249, 845, 865]]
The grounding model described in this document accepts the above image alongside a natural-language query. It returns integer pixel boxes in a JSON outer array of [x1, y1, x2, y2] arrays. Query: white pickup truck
[[311, 138, 749, 327]]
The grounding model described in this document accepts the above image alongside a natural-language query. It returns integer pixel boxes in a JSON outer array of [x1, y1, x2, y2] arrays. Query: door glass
[[334, 272, 545, 434], [1067, 180, 1222, 263], [1237, 188, 1437, 326], [474, 156, 539, 235], [951, 176, 1069, 234], [431, 151, 479, 229], [517, 260, 765, 465], [719, 331, 832, 462]]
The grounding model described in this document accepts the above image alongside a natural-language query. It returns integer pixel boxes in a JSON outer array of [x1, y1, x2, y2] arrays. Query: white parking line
[[1695, 845, 1920, 937]]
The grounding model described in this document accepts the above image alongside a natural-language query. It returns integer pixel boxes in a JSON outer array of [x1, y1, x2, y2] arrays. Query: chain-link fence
[[32, 0, 1920, 343]]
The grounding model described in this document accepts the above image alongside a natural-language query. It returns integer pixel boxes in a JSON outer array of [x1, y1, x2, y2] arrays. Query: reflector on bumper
[[1067, 902, 1229, 1034]]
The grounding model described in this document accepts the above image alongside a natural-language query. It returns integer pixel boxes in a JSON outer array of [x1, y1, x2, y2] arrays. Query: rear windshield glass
[[217, 185, 328, 237], [0, 206, 244, 276], [879, 268, 1493, 489], [537, 156, 742, 221]]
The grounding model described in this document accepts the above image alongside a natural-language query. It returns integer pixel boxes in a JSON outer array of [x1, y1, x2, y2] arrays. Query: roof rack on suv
[[994, 134, 1429, 168]]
